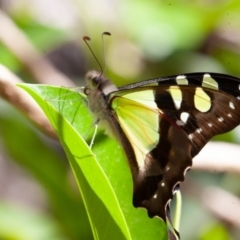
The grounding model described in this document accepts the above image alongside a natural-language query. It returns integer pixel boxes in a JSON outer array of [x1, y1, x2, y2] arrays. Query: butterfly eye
[[91, 76, 100, 87]]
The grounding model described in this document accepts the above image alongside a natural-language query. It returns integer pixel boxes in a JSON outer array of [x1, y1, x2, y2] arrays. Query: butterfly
[[84, 70, 240, 239]]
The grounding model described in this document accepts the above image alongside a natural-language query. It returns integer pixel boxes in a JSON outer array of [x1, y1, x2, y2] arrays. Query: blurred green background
[[0, 0, 240, 239]]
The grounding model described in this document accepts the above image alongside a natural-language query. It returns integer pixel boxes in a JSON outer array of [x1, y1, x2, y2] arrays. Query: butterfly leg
[[89, 121, 99, 149]]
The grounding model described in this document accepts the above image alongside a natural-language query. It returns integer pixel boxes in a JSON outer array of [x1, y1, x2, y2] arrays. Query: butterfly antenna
[[102, 31, 111, 73], [83, 36, 103, 76]]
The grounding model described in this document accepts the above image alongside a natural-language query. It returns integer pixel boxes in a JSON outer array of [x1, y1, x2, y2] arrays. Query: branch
[[193, 141, 240, 174], [0, 64, 57, 139], [0, 11, 78, 138], [0, 10, 75, 87]]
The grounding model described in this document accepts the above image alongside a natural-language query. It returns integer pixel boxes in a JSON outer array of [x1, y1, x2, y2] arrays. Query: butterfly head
[[84, 70, 102, 95], [84, 70, 118, 97], [84, 70, 118, 114]]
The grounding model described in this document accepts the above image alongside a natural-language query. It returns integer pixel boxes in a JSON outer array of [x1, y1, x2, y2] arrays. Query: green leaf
[[18, 84, 168, 240]]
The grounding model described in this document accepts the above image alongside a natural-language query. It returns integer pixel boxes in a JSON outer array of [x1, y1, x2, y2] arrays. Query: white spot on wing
[[180, 112, 190, 124], [176, 120, 184, 126], [208, 123, 213, 127], [176, 75, 188, 85], [228, 113, 232, 117], [229, 101, 235, 109], [153, 193, 157, 199], [218, 117, 224, 122], [161, 182, 165, 187], [202, 74, 219, 90], [196, 128, 202, 134], [188, 134, 193, 140]]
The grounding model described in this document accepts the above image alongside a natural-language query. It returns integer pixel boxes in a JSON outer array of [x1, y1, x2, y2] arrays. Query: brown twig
[[0, 9, 75, 87], [0, 10, 78, 138], [193, 141, 240, 174], [0, 63, 57, 139]]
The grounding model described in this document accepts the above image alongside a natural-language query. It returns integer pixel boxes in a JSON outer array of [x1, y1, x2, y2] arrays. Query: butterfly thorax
[[84, 70, 117, 116]]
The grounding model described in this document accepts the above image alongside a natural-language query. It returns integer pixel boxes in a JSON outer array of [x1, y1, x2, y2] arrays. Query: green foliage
[[0, 202, 66, 240]]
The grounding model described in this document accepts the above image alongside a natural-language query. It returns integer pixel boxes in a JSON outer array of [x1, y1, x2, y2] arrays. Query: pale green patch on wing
[[176, 75, 188, 85], [194, 87, 211, 112], [167, 86, 182, 109], [114, 90, 160, 109], [202, 74, 219, 90], [111, 90, 159, 171]]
